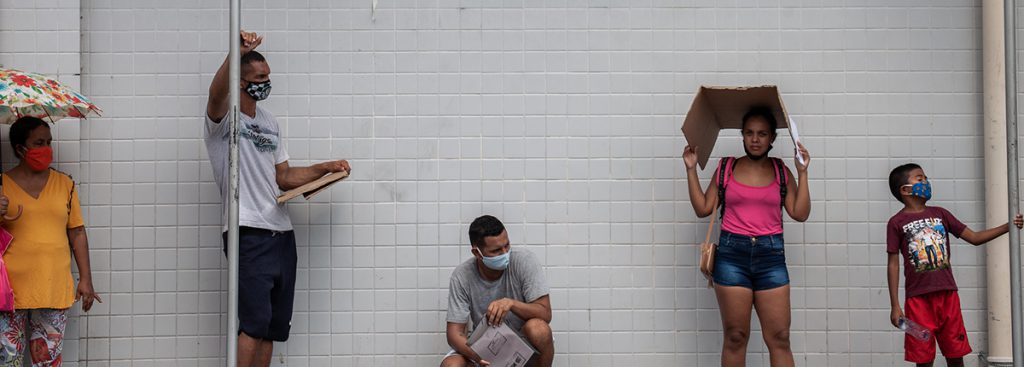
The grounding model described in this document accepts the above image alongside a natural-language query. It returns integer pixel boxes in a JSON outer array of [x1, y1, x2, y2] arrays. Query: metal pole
[[226, 0, 241, 365], [1005, 1, 1024, 366], [984, 2, 1014, 364]]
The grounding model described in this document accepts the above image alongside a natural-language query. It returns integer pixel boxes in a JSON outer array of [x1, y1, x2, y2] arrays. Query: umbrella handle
[[3, 205, 22, 222]]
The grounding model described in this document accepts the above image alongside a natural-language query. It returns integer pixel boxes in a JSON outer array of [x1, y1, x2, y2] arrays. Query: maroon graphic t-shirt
[[886, 206, 967, 299]]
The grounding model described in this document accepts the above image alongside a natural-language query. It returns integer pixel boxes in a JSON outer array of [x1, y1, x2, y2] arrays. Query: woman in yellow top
[[0, 116, 100, 366]]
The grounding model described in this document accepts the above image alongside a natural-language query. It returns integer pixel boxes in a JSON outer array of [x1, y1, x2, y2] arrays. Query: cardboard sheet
[[681, 85, 793, 169], [276, 170, 350, 203], [467, 322, 536, 367]]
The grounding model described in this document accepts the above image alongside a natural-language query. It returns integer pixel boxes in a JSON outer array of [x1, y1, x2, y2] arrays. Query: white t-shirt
[[205, 106, 293, 232]]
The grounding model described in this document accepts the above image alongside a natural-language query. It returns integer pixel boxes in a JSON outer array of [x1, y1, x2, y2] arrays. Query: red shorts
[[904, 290, 972, 363]]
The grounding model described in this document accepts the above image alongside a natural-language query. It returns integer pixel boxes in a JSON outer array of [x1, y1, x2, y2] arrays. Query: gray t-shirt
[[205, 106, 293, 232], [446, 249, 549, 332]]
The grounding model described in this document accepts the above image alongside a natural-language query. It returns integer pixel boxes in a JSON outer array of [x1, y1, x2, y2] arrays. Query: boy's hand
[[890, 306, 905, 328], [1014, 213, 1023, 229]]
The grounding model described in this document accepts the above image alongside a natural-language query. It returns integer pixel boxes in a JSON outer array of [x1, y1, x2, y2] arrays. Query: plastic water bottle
[[898, 317, 931, 341]]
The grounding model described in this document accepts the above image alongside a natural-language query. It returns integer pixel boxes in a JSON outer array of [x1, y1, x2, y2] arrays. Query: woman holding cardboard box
[[683, 106, 811, 367]]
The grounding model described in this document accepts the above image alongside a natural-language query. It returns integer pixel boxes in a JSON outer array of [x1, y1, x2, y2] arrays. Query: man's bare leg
[[238, 332, 261, 367], [255, 339, 273, 367], [522, 318, 554, 367]]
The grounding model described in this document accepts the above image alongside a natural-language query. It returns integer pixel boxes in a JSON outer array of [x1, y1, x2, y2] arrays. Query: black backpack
[[716, 157, 787, 219]]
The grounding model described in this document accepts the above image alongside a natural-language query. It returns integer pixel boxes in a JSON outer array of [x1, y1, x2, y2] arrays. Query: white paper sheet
[[789, 117, 806, 166]]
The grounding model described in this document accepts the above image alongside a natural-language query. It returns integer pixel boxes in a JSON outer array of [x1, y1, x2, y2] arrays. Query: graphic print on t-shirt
[[902, 218, 950, 272], [240, 123, 279, 153]]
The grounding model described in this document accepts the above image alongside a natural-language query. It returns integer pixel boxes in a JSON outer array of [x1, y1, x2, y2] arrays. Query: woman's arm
[[683, 146, 719, 218], [784, 143, 811, 222], [69, 226, 102, 312]]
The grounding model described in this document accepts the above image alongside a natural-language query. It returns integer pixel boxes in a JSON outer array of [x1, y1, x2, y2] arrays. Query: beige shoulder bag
[[699, 208, 718, 288]]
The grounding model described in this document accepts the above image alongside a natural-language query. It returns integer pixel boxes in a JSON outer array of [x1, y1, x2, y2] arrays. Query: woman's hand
[[795, 142, 810, 173], [683, 145, 699, 170], [0, 195, 7, 218], [76, 279, 102, 312]]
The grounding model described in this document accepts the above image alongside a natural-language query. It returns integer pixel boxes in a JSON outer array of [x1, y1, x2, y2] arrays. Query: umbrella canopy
[[681, 85, 792, 170], [0, 68, 102, 125]]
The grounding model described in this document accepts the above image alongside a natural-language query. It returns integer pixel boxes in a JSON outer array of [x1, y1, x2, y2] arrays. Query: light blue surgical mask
[[479, 249, 510, 271]]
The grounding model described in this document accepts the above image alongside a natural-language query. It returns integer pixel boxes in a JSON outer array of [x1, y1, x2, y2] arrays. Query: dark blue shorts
[[712, 230, 790, 291], [223, 227, 297, 342]]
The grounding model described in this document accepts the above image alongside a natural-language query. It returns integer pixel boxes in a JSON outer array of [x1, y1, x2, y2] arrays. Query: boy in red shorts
[[886, 163, 1023, 366]]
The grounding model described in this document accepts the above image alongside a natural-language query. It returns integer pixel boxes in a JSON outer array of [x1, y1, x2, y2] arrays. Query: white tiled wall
[[2, 1, 1016, 366]]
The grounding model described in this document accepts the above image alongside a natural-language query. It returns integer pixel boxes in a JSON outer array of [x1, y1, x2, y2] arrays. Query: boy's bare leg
[[944, 357, 964, 367], [915, 363, 934, 367]]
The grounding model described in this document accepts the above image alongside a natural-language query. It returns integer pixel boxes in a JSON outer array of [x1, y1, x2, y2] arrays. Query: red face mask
[[22, 146, 52, 171]]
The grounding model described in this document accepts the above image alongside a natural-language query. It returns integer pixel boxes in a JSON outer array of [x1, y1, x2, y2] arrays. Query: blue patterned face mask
[[244, 79, 272, 101], [903, 181, 932, 200]]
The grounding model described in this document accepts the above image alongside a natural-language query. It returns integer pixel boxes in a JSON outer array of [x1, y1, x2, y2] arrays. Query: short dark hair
[[742, 106, 778, 136], [468, 215, 505, 248], [889, 163, 922, 203], [9, 116, 50, 158], [241, 51, 267, 74]]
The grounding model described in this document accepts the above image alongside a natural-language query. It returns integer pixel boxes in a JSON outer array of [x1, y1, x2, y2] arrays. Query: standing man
[[442, 215, 554, 367], [205, 31, 350, 367]]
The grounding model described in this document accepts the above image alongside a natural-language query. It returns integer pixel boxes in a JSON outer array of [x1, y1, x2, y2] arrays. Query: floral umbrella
[[0, 67, 102, 125]]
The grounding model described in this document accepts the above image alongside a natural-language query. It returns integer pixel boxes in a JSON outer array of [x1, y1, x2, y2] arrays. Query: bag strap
[[704, 206, 717, 244], [716, 157, 735, 219]]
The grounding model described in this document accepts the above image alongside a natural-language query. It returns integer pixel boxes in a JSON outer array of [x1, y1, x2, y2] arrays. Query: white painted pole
[[226, 0, 241, 365], [984, 1, 1014, 365], [1004, 1, 1024, 366]]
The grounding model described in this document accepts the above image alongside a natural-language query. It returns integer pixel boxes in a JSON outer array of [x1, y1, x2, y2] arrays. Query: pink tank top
[[720, 159, 787, 236]]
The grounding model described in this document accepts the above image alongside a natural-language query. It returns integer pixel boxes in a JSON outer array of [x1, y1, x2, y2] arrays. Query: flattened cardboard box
[[681, 85, 792, 170], [467, 322, 537, 367]]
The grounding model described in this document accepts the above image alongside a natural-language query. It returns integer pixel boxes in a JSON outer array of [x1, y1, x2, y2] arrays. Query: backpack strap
[[771, 157, 787, 208], [716, 157, 736, 219]]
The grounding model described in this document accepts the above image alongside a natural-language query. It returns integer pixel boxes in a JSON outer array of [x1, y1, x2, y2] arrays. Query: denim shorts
[[712, 230, 790, 291]]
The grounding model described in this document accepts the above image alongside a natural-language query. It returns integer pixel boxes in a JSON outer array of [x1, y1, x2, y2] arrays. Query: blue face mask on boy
[[903, 181, 932, 200], [479, 249, 510, 271]]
